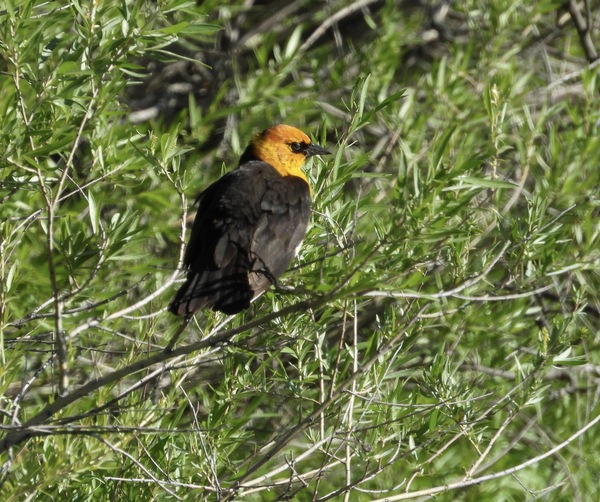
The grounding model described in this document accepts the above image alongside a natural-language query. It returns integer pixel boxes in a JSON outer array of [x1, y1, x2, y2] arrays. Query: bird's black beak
[[306, 143, 331, 157]]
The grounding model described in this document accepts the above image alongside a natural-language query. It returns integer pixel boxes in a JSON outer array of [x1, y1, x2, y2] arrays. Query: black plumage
[[169, 161, 311, 315]]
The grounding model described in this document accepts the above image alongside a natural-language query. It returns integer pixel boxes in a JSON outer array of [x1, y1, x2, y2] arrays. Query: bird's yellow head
[[243, 124, 330, 184]]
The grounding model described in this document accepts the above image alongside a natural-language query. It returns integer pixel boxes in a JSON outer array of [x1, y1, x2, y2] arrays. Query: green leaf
[[88, 191, 98, 235], [444, 176, 518, 190]]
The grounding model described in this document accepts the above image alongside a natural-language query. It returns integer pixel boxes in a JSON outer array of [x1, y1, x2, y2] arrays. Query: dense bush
[[1, 1, 599, 500]]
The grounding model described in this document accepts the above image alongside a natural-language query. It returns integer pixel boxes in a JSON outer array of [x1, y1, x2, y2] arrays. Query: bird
[[169, 124, 331, 316]]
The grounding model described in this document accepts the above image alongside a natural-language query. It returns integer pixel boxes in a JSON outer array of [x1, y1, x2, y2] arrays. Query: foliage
[[1, 0, 599, 500]]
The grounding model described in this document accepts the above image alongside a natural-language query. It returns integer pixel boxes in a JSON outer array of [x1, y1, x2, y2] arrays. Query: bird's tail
[[169, 265, 254, 316]]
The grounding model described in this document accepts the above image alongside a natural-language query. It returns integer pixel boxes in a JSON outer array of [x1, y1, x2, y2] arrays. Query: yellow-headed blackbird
[[169, 124, 331, 316]]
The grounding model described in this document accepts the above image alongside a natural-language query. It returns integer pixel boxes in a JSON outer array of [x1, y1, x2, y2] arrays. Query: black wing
[[169, 161, 311, 315]]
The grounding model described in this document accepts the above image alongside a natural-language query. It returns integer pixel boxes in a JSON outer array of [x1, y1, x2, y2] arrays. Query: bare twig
[[225, 302, 428, 499], [372, 411, 600, 501], [10, 275, 151, 328], [463, 410, 516, 479], [0, 297, 324, 453], [92, 434, 182, 500], [363, 240, 512, 300], [299, 0, 381, 54], [567, 0, 598, 62], [164, 317, 192, 352]]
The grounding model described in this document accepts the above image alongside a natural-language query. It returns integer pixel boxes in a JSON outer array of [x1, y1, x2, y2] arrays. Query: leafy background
[[1, 0, 599, 500]]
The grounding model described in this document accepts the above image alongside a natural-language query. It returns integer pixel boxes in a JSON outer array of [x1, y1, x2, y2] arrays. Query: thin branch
[[92, 434, 182, 500], [372, 411, 600, 501], [364, 284, 553, 302], [10, 275, 151, 328], [53, 353, 187, 426], [363, 240, 512, 300], [299, 0, 381, 54], [343, 300, 359, 502], [225, 302, 429, 498], [104, 477, 206, 490], [463, 410, 516, 479], [10, 356, 56, 426], [164, 317, 193, 351], [567, 0, 598, 63], [0, 296, 329, 453]]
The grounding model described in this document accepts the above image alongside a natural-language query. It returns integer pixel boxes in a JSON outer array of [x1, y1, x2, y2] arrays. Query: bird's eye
[[290, 142, 303, 153]]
